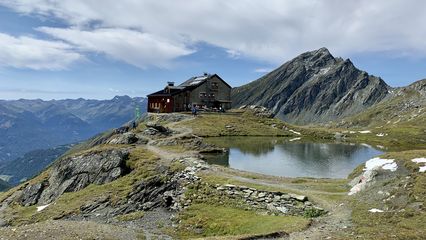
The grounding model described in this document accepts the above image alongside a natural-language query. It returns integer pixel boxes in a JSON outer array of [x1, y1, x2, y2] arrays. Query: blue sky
[[0, 1, 425, 100]]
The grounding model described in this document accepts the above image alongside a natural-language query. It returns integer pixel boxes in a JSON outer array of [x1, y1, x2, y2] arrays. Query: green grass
[[176, 111, 300, 137], [159, 145, 189, 153], [176, 203, 311, 239]]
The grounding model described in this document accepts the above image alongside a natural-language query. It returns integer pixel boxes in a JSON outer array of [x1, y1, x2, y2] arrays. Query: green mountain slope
[[339, 79, 426, 128]]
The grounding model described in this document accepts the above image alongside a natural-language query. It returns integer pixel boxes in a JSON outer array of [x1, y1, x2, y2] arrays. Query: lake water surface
[[203, 137, 383, 179]]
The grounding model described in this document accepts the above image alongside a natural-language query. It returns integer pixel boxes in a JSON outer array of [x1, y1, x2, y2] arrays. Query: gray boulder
[[17, 182, 45, 206], [38, 149, 130, 204]]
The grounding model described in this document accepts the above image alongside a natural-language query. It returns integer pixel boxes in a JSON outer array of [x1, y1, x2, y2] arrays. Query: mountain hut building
[[147, 73, 232, 113]]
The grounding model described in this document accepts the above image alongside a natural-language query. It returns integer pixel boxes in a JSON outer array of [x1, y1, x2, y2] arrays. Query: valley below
[[0, 109, 424, 239]]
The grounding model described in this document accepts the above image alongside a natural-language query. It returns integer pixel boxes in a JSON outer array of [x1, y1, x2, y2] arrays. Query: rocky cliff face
[[232, 48, 390, 124]]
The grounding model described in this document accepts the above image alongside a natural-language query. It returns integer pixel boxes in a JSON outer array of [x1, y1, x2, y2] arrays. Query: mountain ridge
[[0, 96, 147, 163], [232, 48, 391, 124]]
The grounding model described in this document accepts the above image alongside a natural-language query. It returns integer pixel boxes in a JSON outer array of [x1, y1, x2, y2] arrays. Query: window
[[211, 82, 219, 90], [199, 92, 207, 98]]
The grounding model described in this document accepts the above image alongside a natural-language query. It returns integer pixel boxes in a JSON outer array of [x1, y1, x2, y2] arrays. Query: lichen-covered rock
[[16, 182, 46, 206], [115, 176, 179, 214], [38, 149, 130, 204], [145, 122, 169, 133], [107, 132, 139, 144]]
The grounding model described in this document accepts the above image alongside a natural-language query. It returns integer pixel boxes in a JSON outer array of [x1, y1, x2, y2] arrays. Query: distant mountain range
[[0, 178, 10, 191], [0, 96, 147, 163], [232, 48, 391, 124], [0, 144, 73, 185]]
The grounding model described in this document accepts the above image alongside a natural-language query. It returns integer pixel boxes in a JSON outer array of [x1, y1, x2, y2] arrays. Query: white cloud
[[1, 0, 426, 65], [226, 49, 241, 59], [37, 27, 194, 69], [0, 33, 82, 70], [254, 68, 273, 73]]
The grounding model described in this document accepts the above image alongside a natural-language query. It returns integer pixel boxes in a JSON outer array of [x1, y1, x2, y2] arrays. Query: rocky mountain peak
[[232, 48, 390, 124], [297, 47, 337, 68]]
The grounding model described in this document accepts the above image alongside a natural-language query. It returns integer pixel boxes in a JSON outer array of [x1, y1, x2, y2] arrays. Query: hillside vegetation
[[0, 110, 424, 239]]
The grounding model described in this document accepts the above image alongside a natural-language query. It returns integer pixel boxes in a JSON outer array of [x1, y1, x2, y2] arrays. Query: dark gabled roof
[[178, 73, 232, 89], [146, 89, 172, 97], [147, 73, 231, 97]]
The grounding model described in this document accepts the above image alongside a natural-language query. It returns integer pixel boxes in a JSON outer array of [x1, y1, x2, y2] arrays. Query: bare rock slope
[[232, 48, 390, 124]]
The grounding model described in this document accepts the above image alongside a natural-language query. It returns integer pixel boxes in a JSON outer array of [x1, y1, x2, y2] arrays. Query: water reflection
[[203, 137, 383, 178]]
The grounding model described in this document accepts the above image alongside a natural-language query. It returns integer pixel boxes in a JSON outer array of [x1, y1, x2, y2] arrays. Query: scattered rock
[[290, 193, 308, 202], [145, 122, 169, 133], [238, 105, 274, 118], [213, 184, 315, 215]]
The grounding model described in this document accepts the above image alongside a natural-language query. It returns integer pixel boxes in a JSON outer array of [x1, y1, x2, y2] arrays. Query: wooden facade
[[147, 74, 232, 113]]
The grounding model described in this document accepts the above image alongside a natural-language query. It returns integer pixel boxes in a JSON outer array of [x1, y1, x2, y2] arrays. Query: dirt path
[[145, 116, 197, 161], [0, 220, 142, 240]]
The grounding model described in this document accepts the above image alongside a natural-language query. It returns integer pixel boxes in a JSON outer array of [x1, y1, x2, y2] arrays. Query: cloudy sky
[[0, 0, 425, 100]]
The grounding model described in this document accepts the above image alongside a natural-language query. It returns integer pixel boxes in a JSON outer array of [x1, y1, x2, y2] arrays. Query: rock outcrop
[[19, 149, 131, 204], [238, 105, 275, 118], [232, 48, 390, 124]]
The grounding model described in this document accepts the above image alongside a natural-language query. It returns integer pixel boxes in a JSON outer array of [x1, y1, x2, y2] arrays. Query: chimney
[[167, 81, 175, 87]]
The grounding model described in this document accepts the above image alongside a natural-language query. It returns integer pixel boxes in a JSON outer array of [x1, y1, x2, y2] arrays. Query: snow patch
[[412, 158, 426, 173], [368, 208, 384, 213], [412, 158, 426, 164], [375, 133, 386, 137], [361, 143, 372, 148], [289, 137, 301, 142], [348, 158, 398, 196], [358, 130, 371, 134], [36, 204, 50, 212], [289, 129, 301, 135], [365, 158, 397, 172]]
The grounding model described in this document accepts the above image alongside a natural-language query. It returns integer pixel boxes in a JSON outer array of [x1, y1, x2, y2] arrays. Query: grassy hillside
[[348, 150, 426, 239], [175, 110, 333, 140], [333, 80, 426, 150], [0, 111, 424, 239]]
